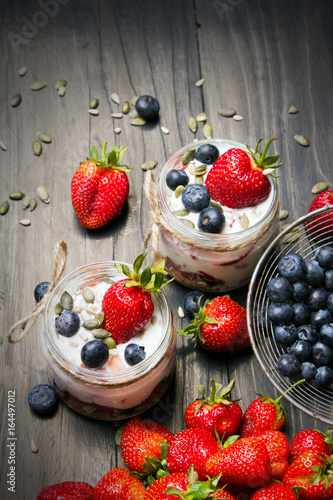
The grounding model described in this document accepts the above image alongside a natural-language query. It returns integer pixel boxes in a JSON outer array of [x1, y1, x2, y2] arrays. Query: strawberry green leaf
[[87, 146, 99, 162], [124, 280, 139, 288], [133, 253, 147, 274], [140, 266, 152, 287], [153, 272, 165, 290], [121, 264, 133, 279]]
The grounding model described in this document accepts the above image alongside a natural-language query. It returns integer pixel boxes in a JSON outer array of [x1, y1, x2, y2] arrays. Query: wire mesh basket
[[247, 205, 333, 425]]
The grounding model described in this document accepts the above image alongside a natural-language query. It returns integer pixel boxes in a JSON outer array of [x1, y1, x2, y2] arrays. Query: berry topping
[[166, 169, 189, 190], [195, 143, 220, 165], [34, 281, 50, 302], [135, 95, 160, 120], [183, 290, 208, 318], [81, 339, 109, 368], [198, 206, 225, 233], [124, 343, 146, 366], [55, 310, 80, 337], [28, 384, 58, 416], [182, 184, 210, 213]]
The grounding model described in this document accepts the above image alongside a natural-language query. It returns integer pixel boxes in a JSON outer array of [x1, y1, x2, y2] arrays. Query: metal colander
[[247, 205, 333, 425]]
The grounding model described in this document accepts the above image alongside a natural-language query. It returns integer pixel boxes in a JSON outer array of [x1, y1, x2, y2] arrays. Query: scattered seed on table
[[10, 93, 22, 107], [161, 126, 170, 134], [288, 105, 299, 114], [141, 160, 158, 171], [58, 86, 66, 96], [279, 210, 289, 220], [89, 108, 99, 115], [131, 117, 146, 126], [55, 79, 67, 90], [29, 198, 37, 211], [233, 114, 244, 121], [203, 124, 212, 139], [111, 92, 120, 104], [90, 97, 99, 109], [32, 139, 42, 156], [129, 109, 139, 118], [188, 116, 197, 133], [30, 440, 38, 454], [0, 200, 9, 215], [195, 78, 205, 87], [131, 96, 138, 106], [21, 195, 31, 210], [311, 182, 329, 194], [178, 306, 185, 318], [37, 186, 50, 204], [37, 132, 52, 144], [111, 113, 124, 119], [114, 127, 122, 134], [30, 81, 47, 91], [122, 101, 130, 114], [294, 134, 309, 146], [0, 141, 7, 151], [196, 112, 207, 122], [18, 66, 27, 76], [218, 107, 236, 117], [20, 219, 31, 226], [9, 192, 25, 200]]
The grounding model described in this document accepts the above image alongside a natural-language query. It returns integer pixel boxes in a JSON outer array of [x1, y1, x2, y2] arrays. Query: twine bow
[[7, 240, 68, 344]]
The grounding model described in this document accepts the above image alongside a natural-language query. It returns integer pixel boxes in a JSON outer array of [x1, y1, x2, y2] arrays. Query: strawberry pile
[[36, 380, 333, 500]]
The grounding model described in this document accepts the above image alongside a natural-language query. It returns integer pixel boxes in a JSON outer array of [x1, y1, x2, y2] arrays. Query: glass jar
[[157, 139, 280, 292], [41, 262, 175, 420]]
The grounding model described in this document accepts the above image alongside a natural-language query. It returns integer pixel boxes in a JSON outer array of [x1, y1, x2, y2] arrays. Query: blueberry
[[304, 259, 325, 286], [81, 339, 109, 368], [266, 277, 293, 303], [135, 95, 160, 120], [306, 287, 328, 311], [315, 366, 333, 388], [292, 302, 310, 326], [267, 302, 293, 324], [289, 339, 312, 362], [183, 291, 208, 317], [315, 246, 333, 269], [310, 309, 332, 330], [182, 184, 210, 213], [292, 281, 310, 302], [319, 323, 333, 347], [327, 293, 333, 314], [300, 361, 317, 381], [198, 207, 225, 233], [311, 341, 333, 367], [297, 324, 318, 344], [34, 281, 50, 302], [124, 344, 146, 366], [195, 144, 220, 165], [28, 384, 58, 416], [277, 353, 301, 377], [277, 253, 306, 283], [325, 269, 333, 291], [166, 169, 189, 190], [55, 310, 80, 338], [273, 323, 297, 345]]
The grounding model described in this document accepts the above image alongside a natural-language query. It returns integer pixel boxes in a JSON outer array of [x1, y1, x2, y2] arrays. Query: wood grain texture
[[1, 0, 333, 497]]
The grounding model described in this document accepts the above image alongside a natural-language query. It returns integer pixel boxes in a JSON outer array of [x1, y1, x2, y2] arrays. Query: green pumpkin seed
[[10, 93, 22, 107], [210, 200, 223, 211], [92, 328, 111, 340], [311, 182, 329, 194], [195, 78, 205, 87], [32, 139, 42, 156], [21, 195, 31, 210], [30, 81, 47, 91], [203, 124, 212, 139], [194, 164, 207, 174], [29, 198, 37, 211], [129, 109, 139, 118], [122, 101, 130, 114], [89, 108, 99, 115], [0, 140, 7, 151], [196, 112, 207, 122], [182, 149, 196, 165], [294, 134, 309, 146], [279, 210, 289, 220], [218, 107, 236, 117], [37, 132, 52, 143], [288, 105, 299, 114], [82, 319, 100, 330], [9, 191, 25, 200], [131, 96, 138, 106], [283, 232, 300, 244], [131, 117, 146, 126], [195, 175, 204, 184], [89, 97, 99, 109], [114, 127, 122, 134], [188, 116, 198, 133], [240, 213, 249, 229], [180, 219, 195, 229], [161, 126, 170, 134], [94, 312, 104, 325], [19, 219, 31, 226], [18, 66, 27, 76], [111, 112, 124, 119], [83, 288, 95, 303], [233, 114, 244, 121], [54, 303, 63, 315], [111, 92, 120, 104], [37, 186, 50, 203], [103, 337, 117, 349], [173, 209, 189, 217], [142, 160, 158, 171], [60, 291, 73, 310], [175, 185, 185, 198], [0, 200, 9, 215], [55, 79, 67, 90]]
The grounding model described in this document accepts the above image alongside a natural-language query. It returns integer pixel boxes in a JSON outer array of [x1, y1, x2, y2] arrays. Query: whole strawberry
[[102, 253, 171, 344], [178, 296, 250, 352], [37, 481, 94, 500], [239, 391, 286, 438], [92, 467, 146, 499], [249, 482, 298, 499], [205, 137, 282, 209], [205, 436, 272, 489], [184, 379, 243, 439], [289, 428, 332, 463], [71, 141, 131, 229], [253, 430, 290, 480], [283, 449, 333, 500], [306, 190, 333, 240]]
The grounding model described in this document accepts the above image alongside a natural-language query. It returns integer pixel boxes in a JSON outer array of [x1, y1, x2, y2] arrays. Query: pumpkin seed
[[279, 210, 289, 220], [0, 140, 7, 151], [188, 116, 198, 133], [21, 195, 31, 210], [82, 319, 100, 330], [55, 79, 67, 90], [281, 225, 299, 233], [175, 185, 185, 198], [111, 92, 120, 104], [37, 132, 52, 143], [195, 164, 207, 174], [161, 126, 170, 134], [294, 134, 309, 146], [131, 117, 146, 126], [37, 186, 50, 203], [122, 101, 130, 114], [178, 306, 185, 318], [103, 337, 117, 349], [111, 112, 124, 119], [54, 303, 63, 315], [195, 175, 204, 184], [19, 219, 31, 226], [288, 105, 299, 114], [0, 201, 9, 215], [60, 291, 73, 310], [18, 66, 27, 76], [142, 160, 158, 171], [10, 93, 22, 107], [114, 127, 122, 134], [92, 328, 111, 340], [95, 312, 104, 325], [129, 109, 139, 118], [30, 440, 38, 454], [102, 278, 115, 285], [29, 198, 37, 211], [58, 86, 66, 96], [83, 288, 95, 303], [233, 114, 244, 121], [203, 124, 212, 139], [311, 182, 329, 194], [32, 139, 42, 156], [89, 97, 99, 109], [182, 149, 196, 165], [262, 168, 275, 176], [180, 219, 195, 229], [196, 112, 208, 122], [210, 200, 223, 211], [131, 96, 138, 106], [218, 107, 236, 117], [240, 213, 249, 229], [173, 209, 189, 217], [30, 81, 47, 91], [9, 191, 25, 200], [195, 78, 205, 87], [89, 108, 99, 115], [282, 232, 300, 244]]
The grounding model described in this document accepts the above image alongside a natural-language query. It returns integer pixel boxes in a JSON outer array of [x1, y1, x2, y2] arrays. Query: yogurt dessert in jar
[[41, 256, 175, 420], [156, 137, 281, 292]]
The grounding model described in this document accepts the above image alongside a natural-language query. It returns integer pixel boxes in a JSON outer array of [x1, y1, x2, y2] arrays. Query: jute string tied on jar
[[7, 240, 68, 344]]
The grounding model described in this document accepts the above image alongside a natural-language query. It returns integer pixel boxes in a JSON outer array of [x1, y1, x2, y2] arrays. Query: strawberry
[[205, 137, 282, 209], [166, 427, 220, 480], [144, 472, 188, 500], [92, 467, 146, 499], [306, 190, 333, 240], [184, 379, 243, 439], [205, 436, 272, 489], [289, 428, 332, 463], [178, 296, 250, 352], [71, 141, 131, 229], [120, 417, 174, 474], [282, 449, 333, 500], [253, 430, 290, 480], [239, 392, 286, 438], [101, 253, 171, 344], [36, 481, 94, 500], [249, 482, 298, 499]]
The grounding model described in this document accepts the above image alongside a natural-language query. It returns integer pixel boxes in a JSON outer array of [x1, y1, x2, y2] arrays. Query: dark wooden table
[[1, 0, 333, 497]]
